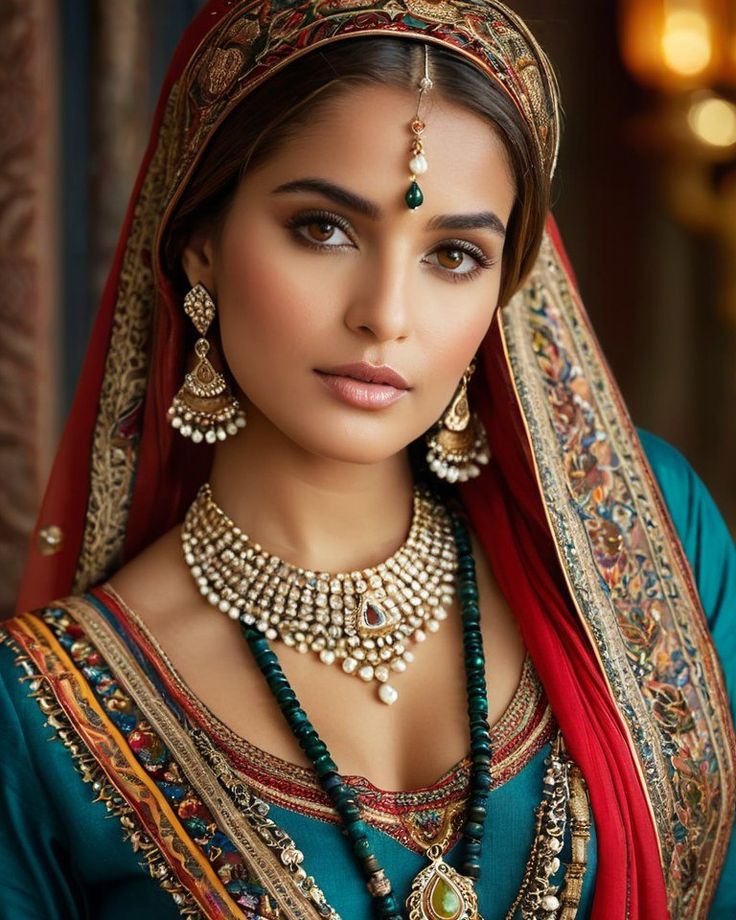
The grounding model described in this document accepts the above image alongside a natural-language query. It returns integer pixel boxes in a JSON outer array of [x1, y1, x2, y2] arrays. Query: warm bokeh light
[[687, 94, 736, 146], [661, 8, 713, 76]]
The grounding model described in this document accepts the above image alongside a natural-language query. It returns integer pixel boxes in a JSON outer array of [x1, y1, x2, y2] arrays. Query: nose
[[343, 251, 413, 343]]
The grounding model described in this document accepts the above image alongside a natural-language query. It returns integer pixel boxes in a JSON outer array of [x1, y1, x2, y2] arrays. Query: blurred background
[[1, 0, 735, 614]]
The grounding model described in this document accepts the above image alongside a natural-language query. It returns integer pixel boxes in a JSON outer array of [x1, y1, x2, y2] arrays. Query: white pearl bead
[[171, 416, 182, 429], [342, 657, 358, 674], [319, 649, 336, 665], [391, 659, 407, 673], [409, 154, 428, 175], [379, 684, 399, 705], [358, 665, 374, 682], [191, 429, 203, 444], [374, 665, 390, 682], [205, 429, 217, 444], [541, 895, 560, 912]]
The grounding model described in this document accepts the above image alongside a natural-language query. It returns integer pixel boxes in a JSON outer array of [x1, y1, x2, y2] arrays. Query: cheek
[[420, 281, 499, 406], [214, 222, 333, 373]]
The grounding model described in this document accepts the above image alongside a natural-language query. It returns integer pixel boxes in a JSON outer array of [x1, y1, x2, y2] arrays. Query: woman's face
[[184, 83, 516, 466]]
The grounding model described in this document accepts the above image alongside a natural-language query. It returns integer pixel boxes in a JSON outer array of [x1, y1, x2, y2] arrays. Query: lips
[[314, 362, 410, 410], [317, 363, 410, 389]]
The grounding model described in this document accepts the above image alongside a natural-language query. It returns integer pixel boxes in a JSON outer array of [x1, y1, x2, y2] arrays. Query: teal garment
[[0, 431, 734, 919]]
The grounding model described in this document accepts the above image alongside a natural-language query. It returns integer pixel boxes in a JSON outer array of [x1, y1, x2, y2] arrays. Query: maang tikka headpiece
[[405, 44, 433, 210]]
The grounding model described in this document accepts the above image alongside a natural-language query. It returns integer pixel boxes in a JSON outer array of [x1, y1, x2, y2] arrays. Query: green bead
[[346, 819, 369, 841], [405, 181, 424, 209], [352, 836, 372, 858], [464, 820, 484, 839]]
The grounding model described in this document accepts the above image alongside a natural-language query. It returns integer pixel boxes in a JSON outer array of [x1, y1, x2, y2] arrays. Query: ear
[[182, 228, 217, 293]]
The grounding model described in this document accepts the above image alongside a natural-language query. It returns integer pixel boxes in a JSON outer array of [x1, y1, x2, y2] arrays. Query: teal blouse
[[0, 431, 734, 919]]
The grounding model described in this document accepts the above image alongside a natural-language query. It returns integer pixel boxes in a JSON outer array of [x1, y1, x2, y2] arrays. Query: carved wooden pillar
[[0, 0, 57, 615]]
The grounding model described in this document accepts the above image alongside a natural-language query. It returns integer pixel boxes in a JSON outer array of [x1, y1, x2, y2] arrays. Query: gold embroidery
[[0, 625, 206, 919], [501, 232, 736, 918]]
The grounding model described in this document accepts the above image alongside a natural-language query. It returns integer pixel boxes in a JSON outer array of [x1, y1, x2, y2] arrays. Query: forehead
[[246, 82, 516, 219]]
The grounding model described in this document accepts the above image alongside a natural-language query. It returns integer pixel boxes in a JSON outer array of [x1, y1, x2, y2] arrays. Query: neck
[[209, 407, 416, 573]]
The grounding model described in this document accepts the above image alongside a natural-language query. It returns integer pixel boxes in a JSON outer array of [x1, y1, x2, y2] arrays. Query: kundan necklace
[[182, 483, 458, 704]]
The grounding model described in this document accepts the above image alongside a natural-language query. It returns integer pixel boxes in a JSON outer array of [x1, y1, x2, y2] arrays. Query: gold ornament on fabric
[[406, 844, 481, 919], [166, 283, 246, 444], [426, 362, 490, 482]]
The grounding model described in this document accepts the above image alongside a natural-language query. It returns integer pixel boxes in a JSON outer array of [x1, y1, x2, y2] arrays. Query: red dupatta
[[14, 2, 735, 918]]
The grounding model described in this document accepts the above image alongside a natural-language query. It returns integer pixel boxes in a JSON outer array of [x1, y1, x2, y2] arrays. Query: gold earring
[[167, 283, 246, 444], [425, 361, 490, 482]]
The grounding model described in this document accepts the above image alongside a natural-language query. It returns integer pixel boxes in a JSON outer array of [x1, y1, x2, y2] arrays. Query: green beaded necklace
[[240, 515, 490, 920]]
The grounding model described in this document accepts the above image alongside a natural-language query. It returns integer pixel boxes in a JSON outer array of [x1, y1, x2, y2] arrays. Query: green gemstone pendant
[[406, 845, 481, 919], [405, 180, 424, 210]]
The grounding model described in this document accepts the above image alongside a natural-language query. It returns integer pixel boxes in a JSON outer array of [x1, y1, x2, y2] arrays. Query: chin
[[282, 420, 421, 467]]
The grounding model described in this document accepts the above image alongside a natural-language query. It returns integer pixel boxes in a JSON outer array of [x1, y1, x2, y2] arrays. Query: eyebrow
[[271, 177, 507, 237]]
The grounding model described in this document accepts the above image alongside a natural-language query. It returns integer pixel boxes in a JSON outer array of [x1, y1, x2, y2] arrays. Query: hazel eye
[[287, 210, 355, 248], [426, 246, 480, 275], [437, 248, 466, 270], [307, 221, 339, 243]]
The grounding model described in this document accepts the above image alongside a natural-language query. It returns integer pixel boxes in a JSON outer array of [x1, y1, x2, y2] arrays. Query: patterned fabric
[[495, 233, 736, 916], [3, 600, 340, 920]]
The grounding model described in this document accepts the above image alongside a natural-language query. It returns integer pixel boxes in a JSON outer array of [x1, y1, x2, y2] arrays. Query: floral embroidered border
[[1, 603, 340, 920], [500, 232, 736, 919]]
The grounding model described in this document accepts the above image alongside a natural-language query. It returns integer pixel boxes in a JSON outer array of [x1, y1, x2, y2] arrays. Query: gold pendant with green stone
[[406, 845, 481, 920]]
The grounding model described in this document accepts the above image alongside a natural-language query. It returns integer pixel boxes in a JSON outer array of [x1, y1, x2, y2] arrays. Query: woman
[[1, 1, 734, 918]]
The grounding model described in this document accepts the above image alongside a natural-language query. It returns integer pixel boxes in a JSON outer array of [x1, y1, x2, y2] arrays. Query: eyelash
[[285, 209, 497, 282]]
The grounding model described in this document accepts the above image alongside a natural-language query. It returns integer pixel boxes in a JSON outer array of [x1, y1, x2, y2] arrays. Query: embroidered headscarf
[[16, 3, 735, 917]]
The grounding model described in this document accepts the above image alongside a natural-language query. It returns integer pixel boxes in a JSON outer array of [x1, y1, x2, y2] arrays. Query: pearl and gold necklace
[[182, 483, 458, 704]]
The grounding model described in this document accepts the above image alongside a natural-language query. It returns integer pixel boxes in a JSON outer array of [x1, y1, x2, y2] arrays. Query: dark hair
[[163, 37, 550, 307]]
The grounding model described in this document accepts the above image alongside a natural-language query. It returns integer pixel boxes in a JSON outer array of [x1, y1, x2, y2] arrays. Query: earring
[[425, 361, 490, 483], [167, 283, 246, 444]]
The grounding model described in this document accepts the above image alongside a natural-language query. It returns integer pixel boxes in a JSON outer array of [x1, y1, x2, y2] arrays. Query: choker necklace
[[182, 483, 458, 704]]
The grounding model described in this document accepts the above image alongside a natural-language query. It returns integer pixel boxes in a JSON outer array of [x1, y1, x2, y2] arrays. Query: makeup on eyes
[[284, 208, 498, 280]]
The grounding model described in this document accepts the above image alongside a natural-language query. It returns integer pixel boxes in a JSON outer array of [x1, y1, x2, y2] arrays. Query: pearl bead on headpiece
[[405, 45, 433, 210]]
